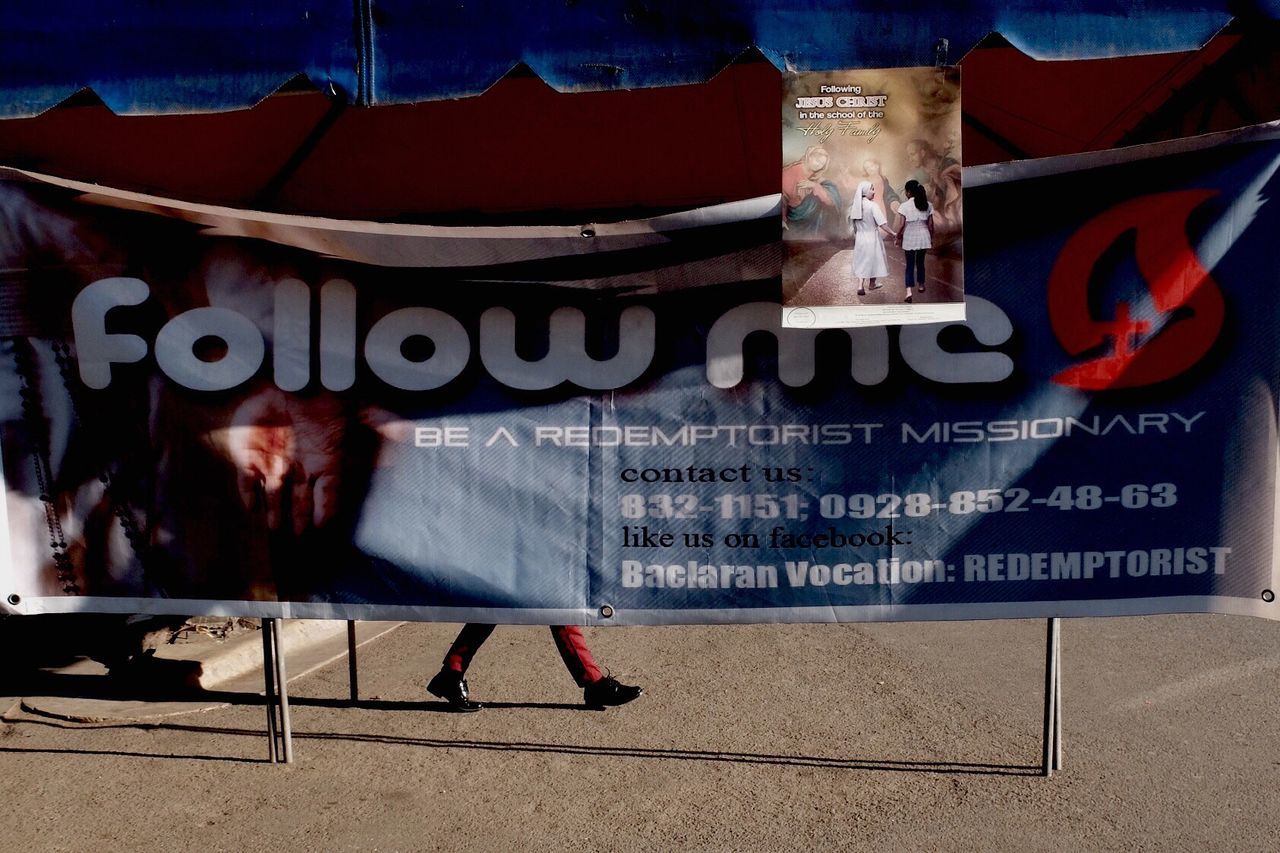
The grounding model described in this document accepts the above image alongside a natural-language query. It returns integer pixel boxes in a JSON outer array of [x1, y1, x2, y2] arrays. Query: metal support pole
[[1042, 617, 1062, 777], [261, 619, 279, 764], [347, 620, 360, 705], [1053, 620, 1063, 772], [269, 618, 294, 764]]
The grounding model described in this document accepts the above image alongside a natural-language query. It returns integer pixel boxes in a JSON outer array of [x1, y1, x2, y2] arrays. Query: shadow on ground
[[2, 711, 1041, 776]]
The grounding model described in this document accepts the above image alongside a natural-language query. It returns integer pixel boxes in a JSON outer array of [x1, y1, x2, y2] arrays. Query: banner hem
[[14, 594, 1276, 625]]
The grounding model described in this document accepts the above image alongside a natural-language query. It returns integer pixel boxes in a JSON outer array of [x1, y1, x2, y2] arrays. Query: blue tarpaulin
[[0, 1, 1271, 117]]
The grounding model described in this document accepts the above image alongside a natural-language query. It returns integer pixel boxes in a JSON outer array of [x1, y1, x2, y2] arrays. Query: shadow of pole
[[3, 715, 1040, 777]]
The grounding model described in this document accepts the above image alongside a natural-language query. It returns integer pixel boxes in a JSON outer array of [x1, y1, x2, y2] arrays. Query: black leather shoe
[[583, 676, 643, 708], [428, 670, 483, 712]]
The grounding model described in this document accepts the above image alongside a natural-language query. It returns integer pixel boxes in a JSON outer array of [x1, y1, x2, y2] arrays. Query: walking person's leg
[[550, 626, 643, 708], [550, 625, 603, 686], [427, 623, 495, 711]]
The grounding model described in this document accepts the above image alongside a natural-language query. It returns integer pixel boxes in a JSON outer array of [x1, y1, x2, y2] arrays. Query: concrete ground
[[1, 614, 1278, 851]]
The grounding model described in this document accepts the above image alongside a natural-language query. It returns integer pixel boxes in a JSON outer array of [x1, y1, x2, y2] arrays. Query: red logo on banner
[[1049, 190, 1224, 390]]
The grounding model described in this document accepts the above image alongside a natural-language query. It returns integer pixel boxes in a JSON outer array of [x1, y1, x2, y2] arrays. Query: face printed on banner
[[803, 147, 830, 177]]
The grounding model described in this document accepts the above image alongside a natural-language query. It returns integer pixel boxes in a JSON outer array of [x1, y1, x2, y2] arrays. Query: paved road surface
[[2, 615, 1277, 850]]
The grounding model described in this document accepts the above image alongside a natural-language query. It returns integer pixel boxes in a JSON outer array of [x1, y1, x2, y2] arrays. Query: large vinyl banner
[[1, 125, 1278, 624]]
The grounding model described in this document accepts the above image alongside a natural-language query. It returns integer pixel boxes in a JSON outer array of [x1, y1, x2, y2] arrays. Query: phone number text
[[619, 484, 1178, 520]]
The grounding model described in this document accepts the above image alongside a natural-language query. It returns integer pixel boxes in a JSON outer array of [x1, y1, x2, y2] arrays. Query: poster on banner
[[0, 123, 1278, 625], [781, 66, 965, 329]]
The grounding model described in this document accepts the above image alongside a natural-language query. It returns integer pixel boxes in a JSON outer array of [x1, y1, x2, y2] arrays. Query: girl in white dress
[[896, 181, 934, 303], [847, 180, 894, 296]]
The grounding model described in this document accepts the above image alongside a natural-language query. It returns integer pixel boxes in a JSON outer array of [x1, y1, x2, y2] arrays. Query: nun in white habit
[[847, 180, 893, 296]]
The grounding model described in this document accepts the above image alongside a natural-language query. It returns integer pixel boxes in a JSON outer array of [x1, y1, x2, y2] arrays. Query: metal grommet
[[1262, 589, 1275, 603], [6, 593, 20, 606], [580, 226, 596, 238], [599, 604, 615, 618]]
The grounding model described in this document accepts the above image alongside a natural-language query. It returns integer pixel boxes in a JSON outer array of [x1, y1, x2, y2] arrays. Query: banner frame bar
[[1042, 617, 1063, 777], [261, 620, 280, 764], [347, 620, 360, 705], [270, 618, 295, 764]]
